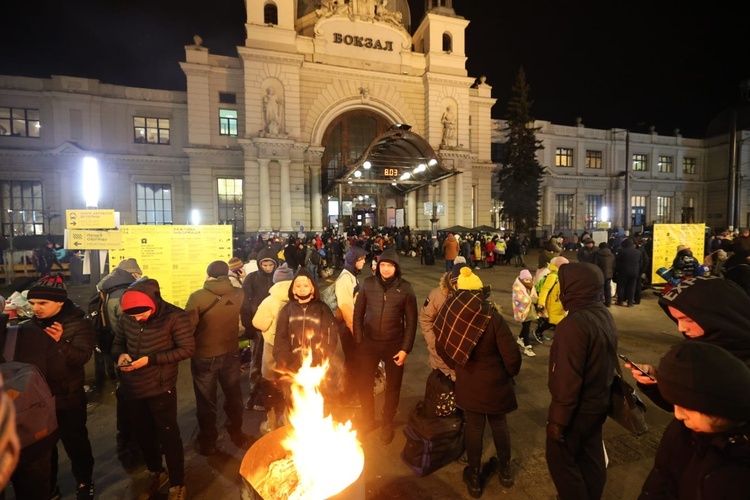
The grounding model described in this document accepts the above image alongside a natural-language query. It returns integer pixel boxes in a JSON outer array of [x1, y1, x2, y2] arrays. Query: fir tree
[[496, 68, 546, 234]]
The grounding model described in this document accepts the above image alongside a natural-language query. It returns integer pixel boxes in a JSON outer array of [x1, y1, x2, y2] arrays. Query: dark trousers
[[191, 351, 244, 446], [602, 278, 612, 306], [125, 389, 184, 486], [546, 412, 607, 500], [8, 450, 52, 500], [246, 328, 263, 400], [519, 321, 532, 346], [445, 260, 454, 273], [337, 322, 358, 399], [356, 338, 404, 424], [464, 410, 511, 468], [617, 274, 638, 306], [51, 399, 94, 489]]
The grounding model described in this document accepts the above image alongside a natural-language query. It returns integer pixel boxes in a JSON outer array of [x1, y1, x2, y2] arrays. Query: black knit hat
[[27, 274, 67, 302], [658, 341, 750, 421], [206, 260, 229, 278]]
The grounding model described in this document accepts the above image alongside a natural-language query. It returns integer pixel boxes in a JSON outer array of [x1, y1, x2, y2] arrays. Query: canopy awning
[[327, 124, 460, 195]]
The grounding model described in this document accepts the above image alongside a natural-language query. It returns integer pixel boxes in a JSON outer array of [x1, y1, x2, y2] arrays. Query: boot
[[462, 466, 482, 498], [499, 459, 514, 488]]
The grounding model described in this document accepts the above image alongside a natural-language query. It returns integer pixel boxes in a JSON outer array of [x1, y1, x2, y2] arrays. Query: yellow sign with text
[[66, 209, 116, 229], [108, 225, 233, 308], [66, 229, 122, 250], [651, 223, 706, 284]]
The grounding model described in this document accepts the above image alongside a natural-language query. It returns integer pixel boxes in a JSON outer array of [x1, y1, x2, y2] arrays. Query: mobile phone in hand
[[618, 354, 655, 381]]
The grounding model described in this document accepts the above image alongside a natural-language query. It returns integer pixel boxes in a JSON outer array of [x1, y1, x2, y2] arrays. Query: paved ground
[[5, 248, 681, 499]]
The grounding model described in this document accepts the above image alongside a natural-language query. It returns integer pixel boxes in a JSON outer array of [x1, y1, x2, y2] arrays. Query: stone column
[[454, 172, 464, 225], [279, 159, 293, 231], [258, 158, 272, 231], [309, 164, 323, 231], [440, 178, 450, 227], [407, 190, 417, 229]]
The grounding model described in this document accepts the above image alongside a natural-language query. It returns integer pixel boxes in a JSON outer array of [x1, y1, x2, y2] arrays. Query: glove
[[546, 422, 566, 443]]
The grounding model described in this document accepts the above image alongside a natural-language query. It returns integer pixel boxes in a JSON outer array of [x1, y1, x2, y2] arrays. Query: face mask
[[295, 292, 313, 301]]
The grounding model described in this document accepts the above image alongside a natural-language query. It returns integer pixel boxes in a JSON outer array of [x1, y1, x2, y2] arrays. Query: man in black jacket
[[26, 275, 96, 500], [614, 238, 643, 307], [546, 263, 617, 500], [353, 248, 417, 445]]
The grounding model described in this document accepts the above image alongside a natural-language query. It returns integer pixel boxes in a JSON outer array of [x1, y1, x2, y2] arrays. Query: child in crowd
[[511, 269, 538, 357]]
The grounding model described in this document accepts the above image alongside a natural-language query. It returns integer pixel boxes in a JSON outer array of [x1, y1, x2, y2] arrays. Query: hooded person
[[353, 247, 418, 445], [334, 245, 370, 402], [25, 274, 97, 499], [627, 276, 750, 411], [535, 256, 569, 342], [240, 246, 279, 410], [433, 267, 522, 494], [546, 262, 618, 500], [111, 278, 195, 499], [512, 268, 538, 356], [640, 341, 750, 498]]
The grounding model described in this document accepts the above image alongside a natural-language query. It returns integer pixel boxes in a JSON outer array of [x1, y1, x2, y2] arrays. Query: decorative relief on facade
[[260, 79, 287, 138], [315, 0, 406, 34], [440, 104, 457, 149]]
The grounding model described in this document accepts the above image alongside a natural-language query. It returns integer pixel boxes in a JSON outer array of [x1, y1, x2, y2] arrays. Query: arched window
[[442, 32, 452, 52], [264, 2, 278, 25]]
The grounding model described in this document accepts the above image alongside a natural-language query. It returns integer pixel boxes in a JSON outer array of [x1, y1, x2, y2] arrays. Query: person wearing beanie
[[25, 274, 97, 499], [184, 261, 250, 456], [272, 262, 295, 284], [433, 266, 522, 494], [227, 257, 245, 288], [117, 258, 143, 275], [334, 245, 369, 404], [546, 263, 618, 500], [535, 256, 569, 342], [111, 278, 195, 499], [640, 342, 750, 498], [419, 262, 467, 383], [625, 276, 750, 411], [442, 232, 460, 272], [512, 268, 538, 357], [353, 246, 417, 445], [240, 247, 279, 411]]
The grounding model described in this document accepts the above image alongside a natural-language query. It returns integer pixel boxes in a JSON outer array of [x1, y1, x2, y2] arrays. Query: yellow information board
[[66, 209, 116, 229], [651, 223, 706, 284], [108, 225, 233, 308], [66, 229, 122, 249]]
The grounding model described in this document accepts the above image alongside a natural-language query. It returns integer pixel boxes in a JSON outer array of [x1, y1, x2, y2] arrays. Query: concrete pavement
[[12, 248, 681, 499]]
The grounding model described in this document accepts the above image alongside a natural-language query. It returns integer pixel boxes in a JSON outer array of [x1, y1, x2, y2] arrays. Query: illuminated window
[[656, 196, 673, 224], [136, 183, 173, 225], [585, 195, 602, 229], [0, 107, 40, 138], [264, 2, 278, 24], [133, 117, 170, 145], [1, 180, 44, 236], [658, 155, 673, 173], [555, 194, 574, 230], [632, 154, 648, 171], [683, 157, 697, 174], [218, 178, 244, 234], [631, 196, 647, 226], [585, 150, 602, 169], [555, 148, 574, 167], [682, 196, 695, 223], [219, 109, 238, 137]]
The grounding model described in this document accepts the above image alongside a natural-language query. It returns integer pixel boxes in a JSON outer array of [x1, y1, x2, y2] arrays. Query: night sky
[[2, 0, 747, 138]]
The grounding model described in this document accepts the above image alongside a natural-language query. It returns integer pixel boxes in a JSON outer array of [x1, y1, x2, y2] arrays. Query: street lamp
[[612, 129, 630, 231], [83, 157, 100, 209]]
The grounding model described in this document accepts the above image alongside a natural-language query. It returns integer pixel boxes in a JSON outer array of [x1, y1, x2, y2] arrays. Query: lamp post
[[83, 156, 102, 287], [612, 129, 630, 231]]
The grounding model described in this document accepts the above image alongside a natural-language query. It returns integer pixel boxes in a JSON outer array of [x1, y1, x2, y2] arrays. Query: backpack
[[422, 369, 457, 418], [320, 281, 339, 313], [1, 326, 58, 449], [535, 272, 557, 295], [86, 283, 130, 333], [400, 401, 464, 477]]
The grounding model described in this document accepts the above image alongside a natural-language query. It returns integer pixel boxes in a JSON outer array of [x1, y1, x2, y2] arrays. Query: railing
[[0, 262, 71, 283]]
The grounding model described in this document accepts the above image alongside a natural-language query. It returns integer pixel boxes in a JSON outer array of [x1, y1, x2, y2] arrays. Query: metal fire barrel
[[240, 426, 365, 500]]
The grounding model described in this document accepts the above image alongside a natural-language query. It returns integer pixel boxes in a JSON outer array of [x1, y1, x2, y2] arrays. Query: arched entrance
[[321, 110, 392, 228]]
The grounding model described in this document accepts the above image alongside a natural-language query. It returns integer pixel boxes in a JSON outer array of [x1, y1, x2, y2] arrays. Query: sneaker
[[533, 332, 545, 344], [516, 337, 525, 349], [76, 482, 95, 500], [523, 345, 536, 357], [379, 422, 395, 445], [137, 470, 169, 500], [259, 420, 272, 435], [167, 485, 186, 500]]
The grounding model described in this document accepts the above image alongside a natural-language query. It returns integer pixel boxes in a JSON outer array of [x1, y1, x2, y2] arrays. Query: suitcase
[[400, 401, 464, 477]]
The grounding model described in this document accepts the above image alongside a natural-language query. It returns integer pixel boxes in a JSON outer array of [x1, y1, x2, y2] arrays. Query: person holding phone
[[626, 276, 750, 411]]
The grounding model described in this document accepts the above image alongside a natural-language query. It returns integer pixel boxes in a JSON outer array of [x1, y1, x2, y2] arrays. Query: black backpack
[[86, 283, 130, 333]]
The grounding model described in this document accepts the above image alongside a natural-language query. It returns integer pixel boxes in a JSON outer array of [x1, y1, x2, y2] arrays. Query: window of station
[[656, 196, 673, 223], [442, 32, 452, 52], [555, 194, 574, 230], [585, 195, 602, 229], [0, 107, 40, 138], [133, 116, 170, 145], [631, 196, 646, 227], [219, 109, 238, 137], [585, 150, 602, 169], [218, 178, 244, 234], [1, 180, 44, 236], [632, 153, 648, 171], [219, 92, 237, 104], [555, 147, 574, 167], [658, 155, 673, 173], [264, 3, 278, 25], [136, 183, 173, 225], [683, 157, 697, 174]]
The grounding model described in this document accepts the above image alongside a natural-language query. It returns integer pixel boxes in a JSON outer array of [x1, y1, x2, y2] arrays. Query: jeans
[[445, 260, 454, 273], [51, 398, 94, 489], [464, 410, 511, 468], [191, 351, 244, 446], [246, 329, 264, 400], [356, 337, 405, 424], [124, 389, 185, 486], [519, 321, 532, 346]]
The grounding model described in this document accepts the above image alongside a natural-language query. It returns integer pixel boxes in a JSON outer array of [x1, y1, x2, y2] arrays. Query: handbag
[[604, 334, 648, 436]]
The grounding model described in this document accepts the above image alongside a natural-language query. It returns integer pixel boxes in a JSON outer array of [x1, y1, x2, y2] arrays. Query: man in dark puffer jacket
[[112, 278, 195, 500], [353, 248, 417, 445]]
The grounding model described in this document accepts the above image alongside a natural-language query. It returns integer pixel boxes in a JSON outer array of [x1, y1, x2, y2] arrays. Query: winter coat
[[593, 247, 615, 279], [537, 260, 566, 325], [577, 245, 597, 263], [455, 312, 521, 414], [353, 249, 417, 352], [484, 241, 496, 262], [184, 275, 243, 359], [112, 278, 195, 399], [27, 299, 95, 410], [273, 269, 337, 372], [419, 273, 456, 380], [442, 235, 460, 261], [615, 238, 643, 279], [97, 267, 138, 336], [640, 419, 750, 499], [253, 280, 292, 346], [548, 263, 617, 427], [240, 247, 278, 329], [512, 277, 538, 323]]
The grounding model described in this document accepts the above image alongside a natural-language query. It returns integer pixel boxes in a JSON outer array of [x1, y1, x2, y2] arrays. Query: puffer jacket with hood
[[273, 268, 337, 372], [184, 275, 243, 359], [335, 245, 369, 331], [97, 266, 139, 335], [420, 271, 457, 380], [253, 279, 292, 346], [240, 247, 278, 329], [538, 257, 567, 325], [112, 278, 195, 399], [548, 263, 617, 428], [353, 248, 417, 352]]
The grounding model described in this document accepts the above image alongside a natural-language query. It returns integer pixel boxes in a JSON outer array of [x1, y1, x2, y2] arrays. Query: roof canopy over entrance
[[328, 125, 459, 196]]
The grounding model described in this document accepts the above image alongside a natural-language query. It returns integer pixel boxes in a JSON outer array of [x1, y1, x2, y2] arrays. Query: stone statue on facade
[[441, 105, 456, 149], [262, 87, 284, 136]]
